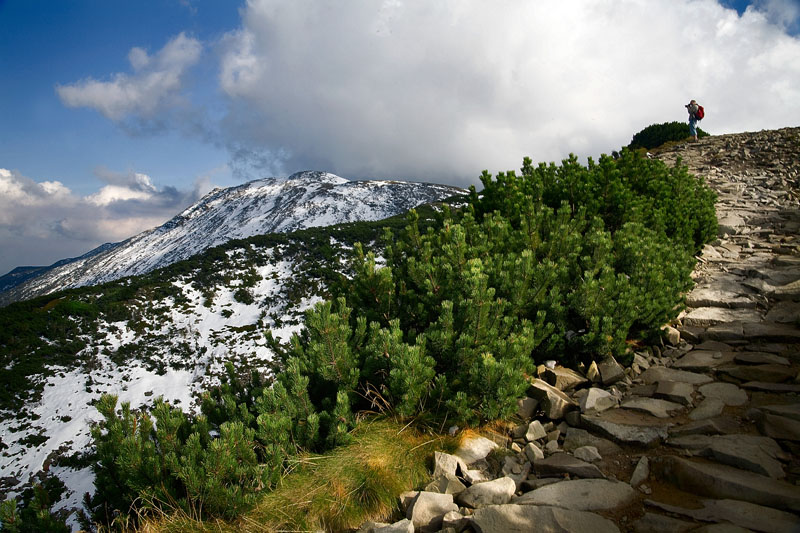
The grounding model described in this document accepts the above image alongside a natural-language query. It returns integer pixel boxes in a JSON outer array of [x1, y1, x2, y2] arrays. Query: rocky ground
[[357, 127, 800, 533]]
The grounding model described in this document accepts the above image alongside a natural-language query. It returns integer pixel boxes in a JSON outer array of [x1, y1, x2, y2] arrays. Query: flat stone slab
[[765, 301, 800, 323], [669, 417, 741, 437], [683, 307, 763, 327], [471, 504, 620, 533], [632, 511, 695, 533], [621, 397, 685, 418], [667, 434, 785, 478], [640, 367, 713, 385], [581, 413, 670, 448], [562, 427, 622, 456], [704, 321, 746, 342], [654, 456, 800, 513], [734, 351, 791, 366], [654, 380, 695, 405], [719, 364, 795, 383], [761, 403, 800, 422], [757, 412, 800, 441], [532, 452, 605, 479], [645, 498, 800, 533], [512, 479, 637, 511], [689, 398, 727, 421], [686, 286, 757, 309], [673, 350, 734, 371], [742, 321, 800, 341], [742, 381, 800, 393], [698, 382, 748, 406]]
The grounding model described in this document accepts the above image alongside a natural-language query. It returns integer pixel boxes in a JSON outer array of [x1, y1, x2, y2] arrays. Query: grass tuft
[[134, 417, 453, 533]]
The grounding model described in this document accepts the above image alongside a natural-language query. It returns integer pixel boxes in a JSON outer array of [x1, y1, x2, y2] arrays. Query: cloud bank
[[56, 32, 202, 121], [216, 0, 800, 184], [0, 168, 207, 275]]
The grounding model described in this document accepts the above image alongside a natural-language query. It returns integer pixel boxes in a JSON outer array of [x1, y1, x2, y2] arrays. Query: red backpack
[[696, 105, 705, 120]]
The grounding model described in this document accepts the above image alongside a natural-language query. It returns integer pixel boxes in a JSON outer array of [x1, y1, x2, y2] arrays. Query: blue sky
[[1, 0, 799, 275]]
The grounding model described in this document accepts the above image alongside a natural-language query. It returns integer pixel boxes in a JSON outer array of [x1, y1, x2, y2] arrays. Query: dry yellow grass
[[133, 417, 453, 533]]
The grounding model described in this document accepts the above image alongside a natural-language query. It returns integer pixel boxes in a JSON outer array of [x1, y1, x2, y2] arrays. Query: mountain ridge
[[0, 171, 463, 306]]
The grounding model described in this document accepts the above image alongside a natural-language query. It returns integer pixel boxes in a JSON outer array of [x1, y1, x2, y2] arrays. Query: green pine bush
[[628, 121, 709, 150]]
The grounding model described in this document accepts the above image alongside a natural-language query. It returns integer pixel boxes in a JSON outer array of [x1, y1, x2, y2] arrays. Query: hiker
[[685, 99, 703, 141]]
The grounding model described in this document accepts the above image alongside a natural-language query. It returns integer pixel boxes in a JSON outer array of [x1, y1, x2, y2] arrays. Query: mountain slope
[[0, 171, 462, 305]]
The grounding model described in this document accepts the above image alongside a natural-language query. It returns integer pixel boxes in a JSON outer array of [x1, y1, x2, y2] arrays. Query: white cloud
[[0, 168, 205, 275], [216, 0, 800, 185], [56, 33, 202, 121]]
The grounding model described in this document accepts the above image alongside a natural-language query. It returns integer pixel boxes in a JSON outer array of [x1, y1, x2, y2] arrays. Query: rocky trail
[[358, 128, 800, 533]]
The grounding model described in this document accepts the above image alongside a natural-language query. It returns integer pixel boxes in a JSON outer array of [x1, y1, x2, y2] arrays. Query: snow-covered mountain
[[0, 172, 464, 529], [0, 171, 463, 305]]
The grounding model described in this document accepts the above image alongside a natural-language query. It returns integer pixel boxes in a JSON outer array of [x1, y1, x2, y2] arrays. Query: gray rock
[[683, 307, 762, 327], [513, 479, 637, 511], [544, 439, 560, 453], [640, 366, 713, 385], [669, 417, 737, 437], [668, 434, 785, 478], [455, 435, 498, 465], [742, 321, 800, 342], [533, 452, 605, 478], [524, 442, 544, 462], [662, 325, 681, 346], [542, 366, 588, 391], [757, 412, 800, 441], [579, 387, 618, 413], [629, 456, 649, 487], [525, 420, 547, 442], [471, 504, 620, 533], [528, 379, 577, 420], [673, 350, 734, 371], [581, 414, 670, 447], [434, 451, 466, 478], [441, 510, 469, 533], [374, 519, 415, 533], [689, 398, 727, 421], [597, 356, 625, 385], [694, 340, 734, 351], [720, 363, 795, 383], [654, 380, 695, 405], [765, 301, 800, 324], [573, 445, 602, 463], [563, 427, 623, 456], [645, 498, 800, 533], [653, 456, 800, 512], [761, 403, 800, 422], [425, 475, 467, 495], [407, 492, 459, 533], [742, 381, 800, 392], [734, 351, 791, 366], [516, 396, 538, 419], [456, 477, 516, 509], [399, 491, 419, 512], [621, 397, 684, 418], [698, 382, 748, 406]]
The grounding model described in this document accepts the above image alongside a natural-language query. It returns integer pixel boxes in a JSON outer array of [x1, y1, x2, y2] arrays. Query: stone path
[[359, 128, 800, 533]]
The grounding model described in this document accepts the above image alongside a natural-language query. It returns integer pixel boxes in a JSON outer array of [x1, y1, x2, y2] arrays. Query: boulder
[[525, 420, 547, 442], [654, 380, 695, 405], [581, 414, 670, 447], [528, 379, 577, 420], [640, 367, 713, 385], [455, 435, 498, 465], [516, 396, 538, 419], [456, 477, 516, 508], [543, 366, 588, 391], [653, 456, 800, 512], [532, 452, 605, 478], [407, 492, 459, 533], [697, 382, 748, 406], [573, 445, 602, 463], [597, 356, 625, 385], [512, 479, 637, 511], [425, 475, 467, 495], [579, 387, 618, 413], [471, 504, 620, 533], [621, 397, 684, 418], [374, 519, 415, 533], [524, 442, 544, 462], [563, 427, 623, 455]]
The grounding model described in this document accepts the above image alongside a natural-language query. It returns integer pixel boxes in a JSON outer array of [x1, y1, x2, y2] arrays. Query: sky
[[1, 0, 799, 276]]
